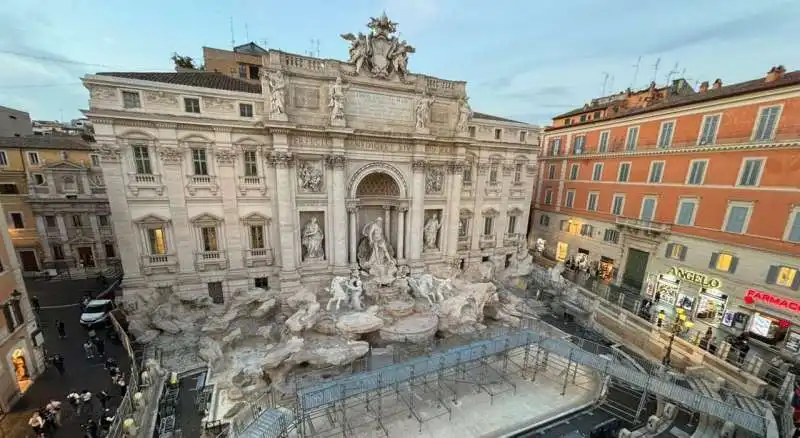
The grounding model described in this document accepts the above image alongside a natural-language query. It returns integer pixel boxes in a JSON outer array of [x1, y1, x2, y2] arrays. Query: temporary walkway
[[237, 325, 767, 438]]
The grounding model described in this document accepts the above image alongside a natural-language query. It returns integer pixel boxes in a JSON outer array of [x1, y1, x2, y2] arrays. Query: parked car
[[80, 299, 116, 328]]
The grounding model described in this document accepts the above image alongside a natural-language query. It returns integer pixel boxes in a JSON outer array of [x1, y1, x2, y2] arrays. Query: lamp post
[[662, 308, 694, 367]]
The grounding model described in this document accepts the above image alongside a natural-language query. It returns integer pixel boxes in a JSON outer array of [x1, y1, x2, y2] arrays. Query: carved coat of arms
[[340, 13, 415, 80]]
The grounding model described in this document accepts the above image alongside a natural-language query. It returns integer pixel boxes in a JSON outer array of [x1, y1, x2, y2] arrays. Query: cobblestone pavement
[[0, 278, 130, 438]]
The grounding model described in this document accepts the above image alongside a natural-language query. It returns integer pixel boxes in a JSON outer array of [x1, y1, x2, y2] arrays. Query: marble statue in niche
[[456, 97, 473, 132], [328, 76, 348, 124], [423, 213, 442, 251], [263, 70, 286, 117], [458, 217, 469, 237], [297, 161, 323, 192], [357, 217, 397, 285], [302, 217, 325, 260], [425, 167, 444, 194], [414, 92, 434, 129]]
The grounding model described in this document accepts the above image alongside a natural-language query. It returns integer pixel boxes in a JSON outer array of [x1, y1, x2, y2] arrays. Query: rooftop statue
[[340, 13, 416, 80]]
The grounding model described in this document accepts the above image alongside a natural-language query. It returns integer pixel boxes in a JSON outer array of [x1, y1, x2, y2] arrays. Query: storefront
[[695, 289, 729, 326], [647, 266, 727, 322], [555, 241, 568, 262], [598, 256, 615, 283], [740, 288, 796, 347], [644, 272, 680, 306]]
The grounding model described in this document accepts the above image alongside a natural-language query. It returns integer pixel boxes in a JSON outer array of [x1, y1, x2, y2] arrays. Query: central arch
[[347, 162, 408, 199]]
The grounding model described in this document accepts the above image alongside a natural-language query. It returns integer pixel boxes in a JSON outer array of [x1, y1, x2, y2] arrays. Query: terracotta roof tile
[[473, 112, 526, 124], [0, 136, 93, 150], [96, 72, 262, 94]]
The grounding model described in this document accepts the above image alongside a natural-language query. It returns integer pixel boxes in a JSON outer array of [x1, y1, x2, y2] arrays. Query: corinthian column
[[347, 205, 358, 265], [445, 161, 464, 259], [397, 207, 406, 261], [267, 136, 298, 282], [408, 159, 426, 268], [326, 154, 348, 274]]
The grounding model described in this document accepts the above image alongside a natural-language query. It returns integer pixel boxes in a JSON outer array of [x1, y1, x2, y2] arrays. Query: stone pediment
[[508, 207, 524, 216], [133, 214, 170, 225], [459, 208, 473, 218], [68, 235, 95, 245], [44, 160, 87, 171], [190, 213, 223, 224], [241, 212, 271, 224], [482, 207, 500, 217]]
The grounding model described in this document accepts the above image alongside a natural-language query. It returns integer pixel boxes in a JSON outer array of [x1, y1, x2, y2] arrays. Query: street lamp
[[662, 308, 694, 367]]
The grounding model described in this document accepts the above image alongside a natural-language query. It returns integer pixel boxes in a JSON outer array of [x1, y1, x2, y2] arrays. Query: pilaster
[[269, 130, 300, 286], [158, 141, 194, 274], [98, 149, 138, 277], [408, 158, 426, 269], [35, 216, 51, 261], [88, 215, 105, 267], [326, 152, 348, 274], [55, 215, 71, 258], [214, 127, 245, 271], [445, 161, 464, 257]]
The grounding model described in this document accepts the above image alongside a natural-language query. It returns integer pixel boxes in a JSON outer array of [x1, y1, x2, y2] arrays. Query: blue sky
[[0, 0, 797, 125]]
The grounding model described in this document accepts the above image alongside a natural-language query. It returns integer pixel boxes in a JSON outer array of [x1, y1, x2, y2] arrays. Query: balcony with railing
[[67, 227, 95, 240], [243, 248, 274, 267], [187, 174, 219, 196], [479, 234, 496, 249], [238, 175, 267, 196], [139, 253, 178, 275], [615, 217, 671, 236], [504, 233, 521, 246], [99, 226, 114, 237], [127, 172, 163, 196], [457, 234, 470, 251], [195, 250, 228, 271], [45, 227, 61, 238]]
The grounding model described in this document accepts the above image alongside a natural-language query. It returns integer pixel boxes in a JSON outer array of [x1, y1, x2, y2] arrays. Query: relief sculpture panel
[[345, 90, 413, 122], [293, 86, 321, 110]]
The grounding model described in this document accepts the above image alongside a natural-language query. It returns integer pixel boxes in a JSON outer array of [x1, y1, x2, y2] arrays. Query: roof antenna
[[245, 24, 250, 42], [665, 62, 680, 85], [630, 56, 642, 89], [651, 57, 661, 84], [229, 17, 236, 49], [601, 72, 610, 96]]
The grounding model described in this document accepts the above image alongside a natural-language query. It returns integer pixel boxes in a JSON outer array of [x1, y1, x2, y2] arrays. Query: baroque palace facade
[[532, 66, 800, 348], [82, 14, 540, 301]]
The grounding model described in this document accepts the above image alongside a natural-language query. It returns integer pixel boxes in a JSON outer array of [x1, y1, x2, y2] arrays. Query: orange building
[[202, 42, 268, 81], [532, 66, 800, 347]]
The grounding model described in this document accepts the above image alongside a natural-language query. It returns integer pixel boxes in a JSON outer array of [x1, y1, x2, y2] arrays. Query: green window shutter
[[708, 252, 719, 270], [728, 257, 739, 274], [2, 304, 14, 332], [765, 266, 779, 284], [665, 243, 674, 258]]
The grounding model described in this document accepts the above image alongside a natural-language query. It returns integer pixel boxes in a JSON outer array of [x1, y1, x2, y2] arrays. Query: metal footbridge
[[237, 327, 767, 437]]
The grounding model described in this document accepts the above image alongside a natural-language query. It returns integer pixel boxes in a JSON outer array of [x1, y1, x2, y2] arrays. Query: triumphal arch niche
[[256, 12, 531, 291]]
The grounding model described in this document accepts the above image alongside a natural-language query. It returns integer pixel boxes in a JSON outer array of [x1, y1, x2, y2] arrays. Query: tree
[[171, 53, 198, 70]]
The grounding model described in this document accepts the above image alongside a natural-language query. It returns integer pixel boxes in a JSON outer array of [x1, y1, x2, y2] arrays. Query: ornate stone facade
[[82, 14, 541, 300]]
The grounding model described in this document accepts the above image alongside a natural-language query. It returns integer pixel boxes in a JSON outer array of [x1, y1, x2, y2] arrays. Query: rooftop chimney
[[699, 81, 709, 92], [712, 78, 722, 89], [766, 65, 787, 83]]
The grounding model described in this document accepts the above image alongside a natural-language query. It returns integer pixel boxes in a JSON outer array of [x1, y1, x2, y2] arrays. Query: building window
[[580, 114, 587, 122], [45, 216, 56, 227], [723, 202, 751, 234], [698, 114, 720, 145], [767, 265, 800, 290], [483, 217, 494, 236], [640, 197, 657, 222], [90, 154, 101, 167], [513, 163, 523, 184], [98, 215, 109, 227], [72, 214, 83, 227], [572, 135, 586, 154], [787, 209, 800, 243], [617, 163, 631, 182], [462, 163, 472, 183], [104, 243, 116, 258], [625, 126, 639, 151], [468, 126, 476, 138], [710, 252, 738, 273], [132, 146, 152, 175], [550, 138, 562, 156], [565, 190, 575, 208], [207, 282, 224, 304], [592, 163, 603, 181], [587, 192, 599, 211], [147, 228, 167, 255], [239, 103, 254, 118], [494, 129, 502, 140], [201, 227, 218, 251], [519, 131, 527, 143], [32, 174, 45, 185], [489, 164, 498, 183], [657, 121, 675, 148], [27, 151, 40, 165], [122, 91, 141, 109], [569, 164, 579, 180], [255, 277, 269, 290], [539, 215, 550, 227], [603, 229, 619, 244], [580, 224, 594, 237], [544, 190, 553, 205], [52, 244, 64, 260], [686, 160, 707, 185], [665, 243, 687, 260], [243, 150, 259, 177], [737, 158, 764, 187], [0, 151, 7, 166], [2, 300, 24, 332], [547, 165, 556, 179], [507, 216, 517, 234], [184, 97, 201, 113], [648, 161, 664, 183], [238, 64, 248, 78], [248, 64, 260, 79], [0, 184, 18, 194], [675, 198, 697, 226], [598, 131, 609, 153], [754, 106, 781, 141], [9, 212, 24, 229], [192, 149, 209, 175], [611, 194, 625, 216], [250, 225, 265, 249]]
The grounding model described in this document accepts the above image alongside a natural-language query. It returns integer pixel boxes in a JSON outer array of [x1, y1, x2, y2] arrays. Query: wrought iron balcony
[[615, 217, 671, 235]]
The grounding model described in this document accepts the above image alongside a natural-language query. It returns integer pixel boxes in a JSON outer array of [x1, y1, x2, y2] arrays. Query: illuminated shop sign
[[745, 289, 800, 313], [667, 267, 723, 289]]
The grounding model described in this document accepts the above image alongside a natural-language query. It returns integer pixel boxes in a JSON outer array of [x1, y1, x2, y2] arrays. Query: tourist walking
[[97, 390, 111, 410], [80, 389, 94, 416], [52, 353, 65, 375], [100, 408, 114, 433], [83, 340, 95, 359], [28, 411, 45, 437], [657, 310, 666, 328], [93, 336, 106, 356], [115, 373, 127, 396], [83, 418, 99, 438], [30, 296, 41, 314], [56, 320, 66, 339], [67, 391, 81, 415], [45, 399, 63, 427]]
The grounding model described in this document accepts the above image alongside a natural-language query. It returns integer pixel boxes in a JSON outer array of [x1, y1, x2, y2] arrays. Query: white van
[[80, 299, 116, 328]]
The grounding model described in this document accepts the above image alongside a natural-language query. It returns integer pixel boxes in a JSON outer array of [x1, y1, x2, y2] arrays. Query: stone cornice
[[82, 75, 259, 99], [537, 141, 800, 161]]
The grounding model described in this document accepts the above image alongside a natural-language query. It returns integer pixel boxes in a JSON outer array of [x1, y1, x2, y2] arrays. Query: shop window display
[[748, 312, 789, 345], [694, 289, 728, 326]]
